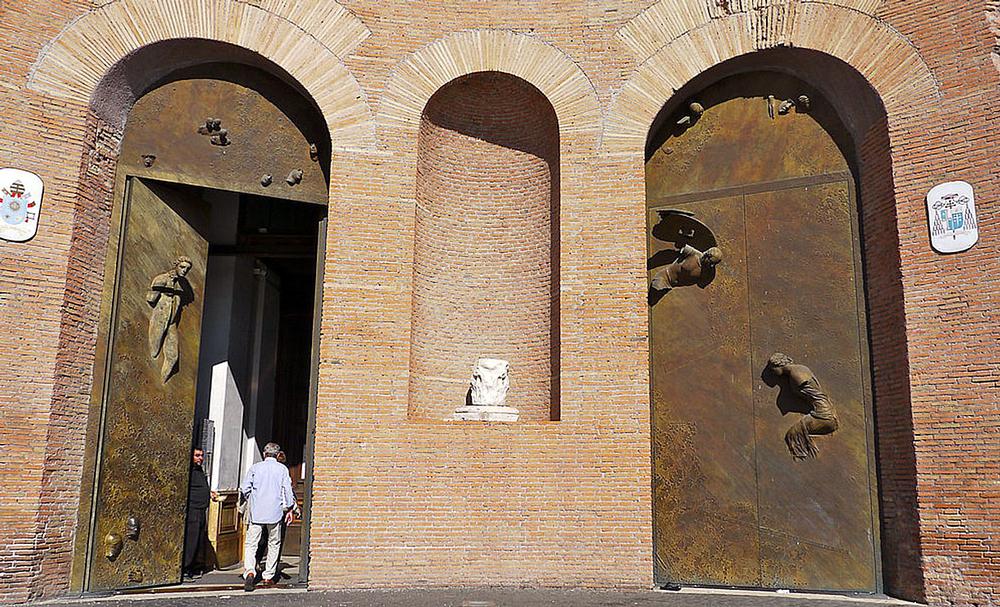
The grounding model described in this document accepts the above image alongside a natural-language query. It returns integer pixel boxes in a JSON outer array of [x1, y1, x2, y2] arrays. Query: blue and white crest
[[0, 168, 44, 243], [927, 181, 978, 254]]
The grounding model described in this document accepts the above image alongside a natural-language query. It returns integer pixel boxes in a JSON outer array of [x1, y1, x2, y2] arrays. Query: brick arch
[[606, 1, 939, 152], [379, 30, 601, 148], [616, 0, 889, 60], [28, 0, 376, 150]]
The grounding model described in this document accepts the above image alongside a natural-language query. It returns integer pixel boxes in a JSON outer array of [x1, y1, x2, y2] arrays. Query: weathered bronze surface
[[649, 196, 759, 587], [88, 178, 208, 591], [645, 75, 852, 203], [125, 516, 141, 541], [104, 533, 123, 560], [746, 182, 876, 591], [119, 65, 330, 204], [647, 73, 877, 592]]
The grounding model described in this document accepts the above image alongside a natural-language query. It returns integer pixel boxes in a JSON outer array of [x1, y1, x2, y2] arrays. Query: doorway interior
[[189, 184, 326, 586]]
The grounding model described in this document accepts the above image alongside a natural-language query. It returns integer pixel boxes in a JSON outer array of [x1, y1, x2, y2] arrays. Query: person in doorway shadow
[[254, 450, 293, 580], [183, 447, 217, 580]]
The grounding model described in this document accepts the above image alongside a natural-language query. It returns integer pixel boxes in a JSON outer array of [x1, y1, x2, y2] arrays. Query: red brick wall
[[989, 1, 1000, 74], [30, 114, 120, 600], [311, 134, 651, 591], [1, 1, 999, 606], [857, 117, 926, 602], [0, 0, 103, 603], [410, 72, 559, 420], [874, 2, 1000, 604]]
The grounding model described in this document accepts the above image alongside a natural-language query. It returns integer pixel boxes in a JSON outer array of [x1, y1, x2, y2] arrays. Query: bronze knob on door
[[104, 533, 124, 560]]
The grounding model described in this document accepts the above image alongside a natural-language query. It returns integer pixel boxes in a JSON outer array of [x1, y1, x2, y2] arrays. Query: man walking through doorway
[[240, 442, 298, 591]]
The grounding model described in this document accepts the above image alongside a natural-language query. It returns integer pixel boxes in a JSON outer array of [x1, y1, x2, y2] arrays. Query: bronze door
[[746, 183, 876, 590], [647, 73, 878, 592], [87, 178, 209, 591]]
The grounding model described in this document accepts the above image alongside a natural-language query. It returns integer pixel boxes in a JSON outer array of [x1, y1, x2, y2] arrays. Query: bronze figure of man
[[649, 244, 723, 293], [147, 256, 192, 383], [764, 353, 839, 460]]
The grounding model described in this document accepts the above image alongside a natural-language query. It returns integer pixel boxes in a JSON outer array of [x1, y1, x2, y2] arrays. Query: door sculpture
[[88, 178, 209, 590], [647, 73, 878, 592]]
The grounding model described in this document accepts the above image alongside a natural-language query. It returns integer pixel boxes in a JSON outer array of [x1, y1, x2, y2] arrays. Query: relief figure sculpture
[[649, 244, 723, 293], [762, 353, 839, 460], [147, 256, 194, 383], [648, 209, 722, 306]]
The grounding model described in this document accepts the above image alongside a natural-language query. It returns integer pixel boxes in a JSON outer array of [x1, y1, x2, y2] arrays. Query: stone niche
[[407, 71, 560, 421]]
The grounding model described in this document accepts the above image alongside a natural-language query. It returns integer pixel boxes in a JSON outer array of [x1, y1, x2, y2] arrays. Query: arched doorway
[[78, 61, 330, 592], [646, 71, 879, 592]]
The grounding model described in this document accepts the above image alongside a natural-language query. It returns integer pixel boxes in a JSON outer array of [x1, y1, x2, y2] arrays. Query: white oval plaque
[[927, 181, 978, 254], [0, 168, 44, 243]]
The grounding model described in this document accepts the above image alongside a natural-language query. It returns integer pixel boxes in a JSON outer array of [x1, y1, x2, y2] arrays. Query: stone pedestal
[[452, 405, 520, 422]]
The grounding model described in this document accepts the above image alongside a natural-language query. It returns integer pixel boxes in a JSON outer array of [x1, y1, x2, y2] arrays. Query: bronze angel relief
[[647, 209, 722, 306], [146, 256, 194, 383]]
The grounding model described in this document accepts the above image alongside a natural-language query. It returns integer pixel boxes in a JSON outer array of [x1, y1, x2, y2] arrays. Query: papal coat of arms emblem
[[927, 181, 978, 254], [0, 168, 44, 243]]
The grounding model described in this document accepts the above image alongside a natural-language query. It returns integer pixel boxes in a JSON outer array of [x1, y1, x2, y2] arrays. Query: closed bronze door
[[647, 73, 878, 592], [88, 178, 209, 591]]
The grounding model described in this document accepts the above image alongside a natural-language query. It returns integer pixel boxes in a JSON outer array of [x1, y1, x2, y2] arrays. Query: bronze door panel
[[745, 183, 877, 591], [649, 196, 760, 587], [645, 74, 850, 203], [119, 69, 330, 205], [647, 183, 877, 591], [647, 73, 878, 592], [88, 178, 208, 591]]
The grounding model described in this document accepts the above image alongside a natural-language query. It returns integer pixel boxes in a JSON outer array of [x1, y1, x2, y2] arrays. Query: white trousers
[[243, 522, 282, 580]]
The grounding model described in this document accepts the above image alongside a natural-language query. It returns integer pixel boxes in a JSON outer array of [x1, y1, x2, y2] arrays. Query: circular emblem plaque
[[927, 181, 978, 254], [0, 168, 44, 242]]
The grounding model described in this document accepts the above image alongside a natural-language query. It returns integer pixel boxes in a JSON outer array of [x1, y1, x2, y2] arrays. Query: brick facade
[[0, 1, 997, 606]]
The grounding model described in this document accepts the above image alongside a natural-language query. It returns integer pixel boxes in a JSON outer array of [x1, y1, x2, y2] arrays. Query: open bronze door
[[647, 73, 879, 592], [87, 177, 209, 591]]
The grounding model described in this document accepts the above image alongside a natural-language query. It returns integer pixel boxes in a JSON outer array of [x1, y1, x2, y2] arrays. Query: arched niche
[[408, 71, 561, 422]]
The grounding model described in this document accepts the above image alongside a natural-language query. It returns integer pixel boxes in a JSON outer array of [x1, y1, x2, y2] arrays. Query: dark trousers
[[183, 509, 207, 573]]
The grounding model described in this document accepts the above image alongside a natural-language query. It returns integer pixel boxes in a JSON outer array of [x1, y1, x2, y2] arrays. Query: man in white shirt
[[240, 442, 299, 591]]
